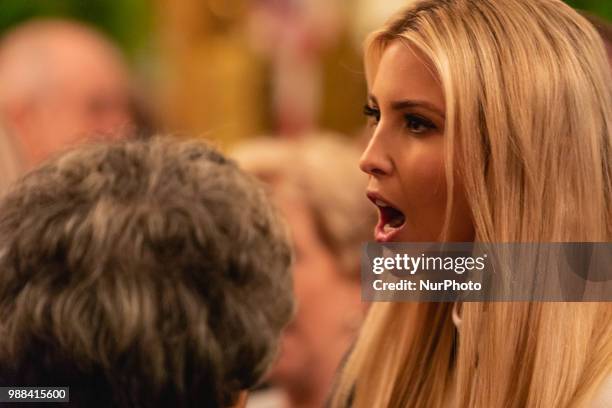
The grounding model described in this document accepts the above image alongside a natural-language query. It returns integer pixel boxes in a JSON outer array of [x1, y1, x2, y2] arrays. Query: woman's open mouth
[[367, 192, 407, 242]]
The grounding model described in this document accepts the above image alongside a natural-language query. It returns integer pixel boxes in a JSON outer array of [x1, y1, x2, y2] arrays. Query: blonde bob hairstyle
[[232, 133, 374, 279], [331, 1, 612, 407]]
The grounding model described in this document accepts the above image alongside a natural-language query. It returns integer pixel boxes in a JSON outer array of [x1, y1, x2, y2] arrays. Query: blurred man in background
[[0, 19, 135, 169]]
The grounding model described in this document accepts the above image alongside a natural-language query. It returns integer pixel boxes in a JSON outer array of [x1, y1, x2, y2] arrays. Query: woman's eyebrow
[[390, 99, 445, 119], [367, 94, 445, 119]]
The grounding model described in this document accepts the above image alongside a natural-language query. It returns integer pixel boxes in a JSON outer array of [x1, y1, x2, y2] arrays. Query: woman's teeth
[[369, 194, 406, 234]]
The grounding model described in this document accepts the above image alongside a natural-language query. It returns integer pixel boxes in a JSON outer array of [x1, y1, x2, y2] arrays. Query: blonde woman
[[331, 0, 612, 407]]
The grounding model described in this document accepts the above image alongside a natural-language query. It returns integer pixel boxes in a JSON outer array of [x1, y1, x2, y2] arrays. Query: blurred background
[[0, 0, 606, 148]]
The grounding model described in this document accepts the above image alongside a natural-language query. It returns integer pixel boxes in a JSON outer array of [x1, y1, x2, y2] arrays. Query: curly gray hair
[[0, 137, 294, 407]]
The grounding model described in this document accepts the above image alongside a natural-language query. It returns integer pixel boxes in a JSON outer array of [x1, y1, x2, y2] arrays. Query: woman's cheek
[[403, 144, 447, 204]]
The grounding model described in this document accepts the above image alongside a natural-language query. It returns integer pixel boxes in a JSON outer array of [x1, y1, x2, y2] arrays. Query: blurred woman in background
[[233, 133, 375, 408], [331, 0, 612, 407]]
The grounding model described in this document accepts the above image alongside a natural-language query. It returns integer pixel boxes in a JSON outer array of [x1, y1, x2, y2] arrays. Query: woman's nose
[[359, 134, 393, 177]]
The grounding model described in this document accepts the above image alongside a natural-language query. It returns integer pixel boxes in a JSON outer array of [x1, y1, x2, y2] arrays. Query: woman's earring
[[452, 301, 463, 330]]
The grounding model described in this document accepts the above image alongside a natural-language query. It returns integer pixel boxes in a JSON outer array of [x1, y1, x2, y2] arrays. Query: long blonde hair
[[331, 1, 612, 407]]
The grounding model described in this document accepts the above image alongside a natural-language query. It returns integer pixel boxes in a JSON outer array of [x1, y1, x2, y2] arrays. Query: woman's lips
[[366, 192, 407, 242]]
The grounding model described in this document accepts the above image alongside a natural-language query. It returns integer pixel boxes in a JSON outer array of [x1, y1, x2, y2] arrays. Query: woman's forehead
[[369, 41, 444, 113]]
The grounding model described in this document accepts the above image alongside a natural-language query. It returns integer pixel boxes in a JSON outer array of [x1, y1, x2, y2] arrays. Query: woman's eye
[[363, 105, 380, 126], [405, 114, 436, 134]]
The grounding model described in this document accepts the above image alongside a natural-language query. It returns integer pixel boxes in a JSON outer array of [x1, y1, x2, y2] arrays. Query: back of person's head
[[0, 137, 294, 407]]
